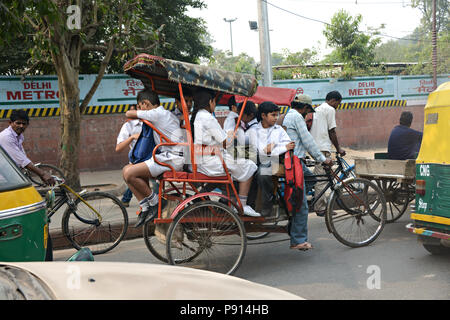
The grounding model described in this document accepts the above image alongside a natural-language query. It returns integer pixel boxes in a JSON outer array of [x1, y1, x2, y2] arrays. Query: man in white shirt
[[309, 90, 346, 216]]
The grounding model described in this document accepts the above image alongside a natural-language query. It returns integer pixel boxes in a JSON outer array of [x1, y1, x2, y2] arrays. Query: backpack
[[283, 150, 304, 215], [128, 122, 158, 164]]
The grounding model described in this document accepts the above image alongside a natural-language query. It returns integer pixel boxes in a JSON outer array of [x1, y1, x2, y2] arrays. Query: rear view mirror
[[67, 248, 94, 261]]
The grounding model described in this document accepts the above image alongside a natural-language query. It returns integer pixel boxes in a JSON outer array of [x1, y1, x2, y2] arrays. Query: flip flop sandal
[[290, 242, 313, 251]]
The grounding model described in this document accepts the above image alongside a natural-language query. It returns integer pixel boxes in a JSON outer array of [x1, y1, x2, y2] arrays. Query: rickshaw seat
[[162, 171, 229, 181]]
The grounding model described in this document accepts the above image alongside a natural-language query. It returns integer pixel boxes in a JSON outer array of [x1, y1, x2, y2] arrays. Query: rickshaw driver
[[0, 109, 55, 186], [123, 89, 186, 227], [283, 93, 332, 250]]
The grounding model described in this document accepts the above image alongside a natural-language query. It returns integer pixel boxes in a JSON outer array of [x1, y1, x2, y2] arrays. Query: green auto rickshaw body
[[0, 146, 48, 261], [407, 81, 450, 250]]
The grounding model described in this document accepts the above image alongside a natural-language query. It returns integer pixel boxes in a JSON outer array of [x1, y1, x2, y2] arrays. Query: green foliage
[[411, 0, 449, 34], [208, 49, 259, 77], [0, 0, 212, 75], [323, 10, 381, 70], [141, 0, 212, 64], [271, 48, 321, 79]]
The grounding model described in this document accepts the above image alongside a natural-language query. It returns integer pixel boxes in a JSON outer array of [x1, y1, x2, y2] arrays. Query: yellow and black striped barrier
[[0, 102, 177, 119], [279, 99, 406, 114], [0, 99, 405, 119]]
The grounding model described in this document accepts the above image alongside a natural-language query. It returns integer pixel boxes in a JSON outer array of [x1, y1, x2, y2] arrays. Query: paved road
[[54, 211, 450, 300]]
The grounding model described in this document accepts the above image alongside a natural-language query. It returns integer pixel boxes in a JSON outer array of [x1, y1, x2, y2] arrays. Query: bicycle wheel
[[26, 163, 66, 187], [62, 191, 128, 254], [166, 200, 247, 275], [374, 179, 409, 223], [325, 178, 386, 248]]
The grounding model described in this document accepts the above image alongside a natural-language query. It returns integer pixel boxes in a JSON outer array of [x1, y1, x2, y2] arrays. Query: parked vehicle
[[406, 81, 450, 254], [0, 261, 302, 300], [0, 146, 48, 261]]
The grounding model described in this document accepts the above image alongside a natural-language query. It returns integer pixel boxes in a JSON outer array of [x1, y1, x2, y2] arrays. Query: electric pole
[[432, 0, 437, 90], [257, 0, 273, 86], [224, 18, 237, 56]]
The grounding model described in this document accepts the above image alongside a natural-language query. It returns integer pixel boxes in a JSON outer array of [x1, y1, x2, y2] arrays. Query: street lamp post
[[224, 18, 237, 56], [257, 0, 273, 87]]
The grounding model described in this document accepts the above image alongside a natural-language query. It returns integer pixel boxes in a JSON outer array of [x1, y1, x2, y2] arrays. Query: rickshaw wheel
[[143, 189, 196, 263], [374, 179, 410, 223], [166, 200, 247, 275], [325, 178, 386, 248]]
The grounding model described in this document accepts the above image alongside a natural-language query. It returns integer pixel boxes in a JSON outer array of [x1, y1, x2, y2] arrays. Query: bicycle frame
[[46, 183, 102, 226]]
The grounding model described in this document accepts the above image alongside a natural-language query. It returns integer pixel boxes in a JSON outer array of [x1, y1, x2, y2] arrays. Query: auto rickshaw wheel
[[166, 200, 247, 275]]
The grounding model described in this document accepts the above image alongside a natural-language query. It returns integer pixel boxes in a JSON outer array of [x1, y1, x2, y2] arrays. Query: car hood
[[2, 262, 303, 300]]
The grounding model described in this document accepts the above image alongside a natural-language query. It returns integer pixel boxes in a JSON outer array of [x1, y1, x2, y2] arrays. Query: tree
[[0, 0, 160, 189], [271, 48, 321, 79], [411, 0, 449, 34], [374, 1, 449, 75], [208, 49, 259, 77], [323, 10, 381, 71]]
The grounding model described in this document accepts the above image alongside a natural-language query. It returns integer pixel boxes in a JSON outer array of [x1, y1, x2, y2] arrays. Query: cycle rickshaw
[[124, 54, 387, 275]]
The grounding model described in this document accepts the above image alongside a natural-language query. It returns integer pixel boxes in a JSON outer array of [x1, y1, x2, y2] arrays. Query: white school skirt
[[196, 150, 257, 182]]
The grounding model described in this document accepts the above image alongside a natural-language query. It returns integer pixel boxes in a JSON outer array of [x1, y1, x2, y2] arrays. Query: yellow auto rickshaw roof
[[416, 81, 450, 164], [424, 81, 450, 110]]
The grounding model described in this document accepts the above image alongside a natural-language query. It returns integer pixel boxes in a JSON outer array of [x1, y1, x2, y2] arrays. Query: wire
[[263, 0, 445, 43]]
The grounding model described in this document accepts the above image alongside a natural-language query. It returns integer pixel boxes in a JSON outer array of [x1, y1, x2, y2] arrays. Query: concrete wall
[[0, 114, 129, 171], [0, 105, 424, 171], [335, 105, 424, 149]]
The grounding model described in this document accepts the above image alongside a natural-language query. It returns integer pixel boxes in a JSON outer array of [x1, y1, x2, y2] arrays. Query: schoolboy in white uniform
[[115, 104, 142, 207], [246, 101, 294, 217], [123, 90, 186, 227], [191, 88, 260, 217]]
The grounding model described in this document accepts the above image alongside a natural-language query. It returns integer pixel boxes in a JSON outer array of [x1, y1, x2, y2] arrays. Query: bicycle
[[247, 154, 386, 247], [246, 154, 357, 241], [44, 177, 128, 254], [302, 154, 386, 247]]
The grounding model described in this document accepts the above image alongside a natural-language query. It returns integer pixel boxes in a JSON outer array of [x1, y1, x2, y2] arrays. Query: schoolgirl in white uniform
[[191, 88, 261, 217]]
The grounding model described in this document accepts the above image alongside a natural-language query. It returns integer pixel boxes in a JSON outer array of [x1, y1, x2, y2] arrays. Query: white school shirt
[[137, 106, 185, 155], [116, 119, 142, 150], [193, 109, 229, 176], [251, 123, 292, 165], [309, 102, 337, 153], [223, 111, 239, 133], [194, 109, 257, 179]]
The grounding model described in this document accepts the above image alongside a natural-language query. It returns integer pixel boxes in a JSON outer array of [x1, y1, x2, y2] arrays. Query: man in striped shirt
[[282, 93, 332, 251]]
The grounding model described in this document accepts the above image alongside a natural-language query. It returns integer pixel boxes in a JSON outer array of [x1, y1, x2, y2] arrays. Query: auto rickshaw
[[0, 146, 48, 261], [406, 81, 450, 254]]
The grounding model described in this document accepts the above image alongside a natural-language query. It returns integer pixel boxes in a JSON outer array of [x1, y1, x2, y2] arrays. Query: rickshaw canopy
[[416, 81, 450, 164], [123, 54, 258, 97]]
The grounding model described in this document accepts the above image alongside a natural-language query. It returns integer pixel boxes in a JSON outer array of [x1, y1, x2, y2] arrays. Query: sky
[[187, 0, 423, 62]]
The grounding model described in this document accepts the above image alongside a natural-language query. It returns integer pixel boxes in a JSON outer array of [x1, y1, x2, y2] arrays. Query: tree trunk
[[51, 34, 82, 190], [59, 81, 81, 190]]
